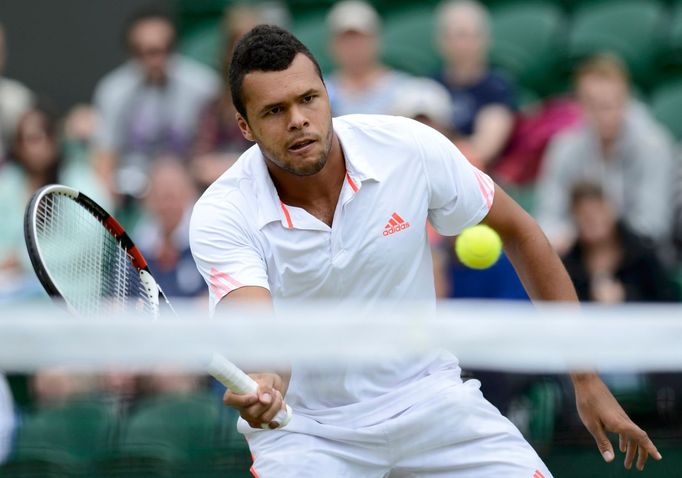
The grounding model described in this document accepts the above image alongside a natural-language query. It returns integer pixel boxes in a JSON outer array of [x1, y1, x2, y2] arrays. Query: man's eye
[[269, 106, 282, 115], [303, 95, 315, 103]]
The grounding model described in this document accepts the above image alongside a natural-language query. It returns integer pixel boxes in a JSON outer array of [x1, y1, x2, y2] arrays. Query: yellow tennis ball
[[455, 225, 502, 269]]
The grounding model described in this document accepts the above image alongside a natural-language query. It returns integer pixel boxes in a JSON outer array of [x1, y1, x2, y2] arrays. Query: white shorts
[[244, 379, 553, 478]]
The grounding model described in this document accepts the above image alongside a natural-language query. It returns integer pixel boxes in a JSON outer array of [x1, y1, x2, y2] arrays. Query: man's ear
[[236, 113, 255, 142]]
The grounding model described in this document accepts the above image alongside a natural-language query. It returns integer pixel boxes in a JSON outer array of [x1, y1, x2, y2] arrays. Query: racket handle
[[207, 353, 292, 429]]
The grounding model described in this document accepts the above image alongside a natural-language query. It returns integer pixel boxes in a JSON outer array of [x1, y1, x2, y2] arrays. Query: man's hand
[[223, 372, 290, 429], [572, 373, 662, 470]]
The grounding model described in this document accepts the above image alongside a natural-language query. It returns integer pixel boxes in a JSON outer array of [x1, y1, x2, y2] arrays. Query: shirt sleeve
[[412, 119, 495, 236], [189, 194, 270, 315]]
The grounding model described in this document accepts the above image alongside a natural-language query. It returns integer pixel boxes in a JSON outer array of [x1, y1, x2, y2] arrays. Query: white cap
[[391, 78, 454, 126], [327, 0, 380, 35]]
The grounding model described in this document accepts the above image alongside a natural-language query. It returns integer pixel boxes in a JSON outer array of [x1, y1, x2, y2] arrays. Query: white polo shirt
[[190, 114, 494, 427]]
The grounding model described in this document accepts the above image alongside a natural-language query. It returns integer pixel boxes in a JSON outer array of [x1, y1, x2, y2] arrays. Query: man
[[92, 8, 219, 197], [536, 54, 674, 254], [134, 158, 204, 298], [434, 0, 515, 169], [324, 0, 412, 116], [190, 25, 660, 477]]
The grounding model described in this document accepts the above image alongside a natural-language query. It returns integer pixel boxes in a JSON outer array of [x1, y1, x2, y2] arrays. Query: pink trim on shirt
[[279, 200, 294, 228], [346, 172, 359, 192], [209, 267, 243, 299], [473, 169, 494, 209]]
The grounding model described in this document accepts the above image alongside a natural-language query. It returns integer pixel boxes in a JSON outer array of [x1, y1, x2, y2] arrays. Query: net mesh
[[0, 301, 681, 476], [33, 192, 155, 317]]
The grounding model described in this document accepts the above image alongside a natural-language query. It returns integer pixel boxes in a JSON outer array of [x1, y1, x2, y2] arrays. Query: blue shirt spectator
[[435, 0, 515, 169], [435, 69, 514, 137]]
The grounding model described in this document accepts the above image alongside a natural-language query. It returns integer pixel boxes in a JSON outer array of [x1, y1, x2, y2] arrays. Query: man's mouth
[[288, 138, 316, 153]]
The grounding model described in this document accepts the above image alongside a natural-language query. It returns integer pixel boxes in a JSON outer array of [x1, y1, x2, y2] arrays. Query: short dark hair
[[570, 181, 605, 208], [228, 24, 323, 119]]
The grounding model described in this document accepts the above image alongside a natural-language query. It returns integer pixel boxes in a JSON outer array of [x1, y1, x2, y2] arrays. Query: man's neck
[[269, 133, 346, 220], [339, 65, 386, 91], [446, 61, 485, 86]]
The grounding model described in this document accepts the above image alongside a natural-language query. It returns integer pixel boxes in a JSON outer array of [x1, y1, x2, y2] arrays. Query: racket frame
[[24, 184, 292, 429], [24, 184, 157, 310]]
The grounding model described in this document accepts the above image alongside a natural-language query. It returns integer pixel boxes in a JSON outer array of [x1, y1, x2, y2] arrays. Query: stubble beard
[[268, 119, 334, 177]]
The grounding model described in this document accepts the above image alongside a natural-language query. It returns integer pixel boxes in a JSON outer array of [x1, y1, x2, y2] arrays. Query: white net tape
[[1, 300, 681, 373]]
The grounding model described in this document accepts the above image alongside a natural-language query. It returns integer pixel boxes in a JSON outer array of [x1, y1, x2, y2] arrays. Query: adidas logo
[[383, 212, 411, 236]]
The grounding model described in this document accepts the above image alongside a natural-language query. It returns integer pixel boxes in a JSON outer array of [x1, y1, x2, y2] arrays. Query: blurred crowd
[[1, 0, 682, 464]]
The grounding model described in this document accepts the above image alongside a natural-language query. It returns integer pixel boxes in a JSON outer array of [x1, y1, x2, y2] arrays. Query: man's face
[[331, 30, 379, 73], [16, 112, 57, 174], [237, 53, 333, 177], [147, 162, 195, 234], [129, 19, 174, 82], [577, 75, 628, 144], [573, 196, 615, 245], [439, 12, 488, 67]]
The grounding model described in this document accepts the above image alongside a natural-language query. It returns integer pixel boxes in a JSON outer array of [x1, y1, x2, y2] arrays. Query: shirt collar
[[334, 117, 381, 185], [251, 120, 381, 230], [251, 150, 287, 230]]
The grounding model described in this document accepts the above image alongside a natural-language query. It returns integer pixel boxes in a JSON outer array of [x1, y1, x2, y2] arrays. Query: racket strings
[[34, 193, 154, 316]]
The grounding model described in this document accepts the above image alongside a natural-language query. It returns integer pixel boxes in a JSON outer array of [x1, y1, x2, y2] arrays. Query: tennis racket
[[24, 184, 292, 428]]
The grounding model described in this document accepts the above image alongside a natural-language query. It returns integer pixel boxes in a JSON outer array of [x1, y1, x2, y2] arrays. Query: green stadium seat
[[0, 397, 117, 477], [567, 0, 667, 89], [650, 79, 682, 140], [553, 0, 625, 11], [526, 379, 561, 450], [291, 10, 335, 75], [178, 20, 223, 71], [543, 441, 682, 478], [92, 392, 249, 478], [120, 393, 220, 460], [176, 0, 232, 16], [381, 5, 440, 76], [490, 2, 566, 96], [660, 3, 682, 76]]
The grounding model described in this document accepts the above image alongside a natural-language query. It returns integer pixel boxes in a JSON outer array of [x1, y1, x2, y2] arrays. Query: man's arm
[[482, 184, 662, 471], [217, 286, 291, 429], [467, 104, 515, 168]]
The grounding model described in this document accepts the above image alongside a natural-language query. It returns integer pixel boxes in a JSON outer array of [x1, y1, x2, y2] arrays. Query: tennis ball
[[455, 225, 502, 269]]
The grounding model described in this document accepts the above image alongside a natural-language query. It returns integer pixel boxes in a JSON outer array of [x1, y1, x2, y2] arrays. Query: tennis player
[[190, 25, 661, 477]]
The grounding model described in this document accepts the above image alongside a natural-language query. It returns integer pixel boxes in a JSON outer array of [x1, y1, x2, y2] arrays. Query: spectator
[[563, 182, 676, 303], [325, 0, 412, 116], [0, 22, 34, 165], [191, 4, 265, 191], [0, 105, 111, 301], [134, 158, 204, 298], [0, 107, 61, 295], [391, 77, 455, 139], [31, 370, 96, 408], [92, 8, 219, 198], [536, 54, 675, 254], [435, 0, 515, 169], [0, 374, 13, 464], [61, 104, 113, 211], [561, 182, 677, 410]]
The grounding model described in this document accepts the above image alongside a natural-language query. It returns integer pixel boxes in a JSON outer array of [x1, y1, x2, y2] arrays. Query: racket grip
[[207, 353, 292, 429]]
